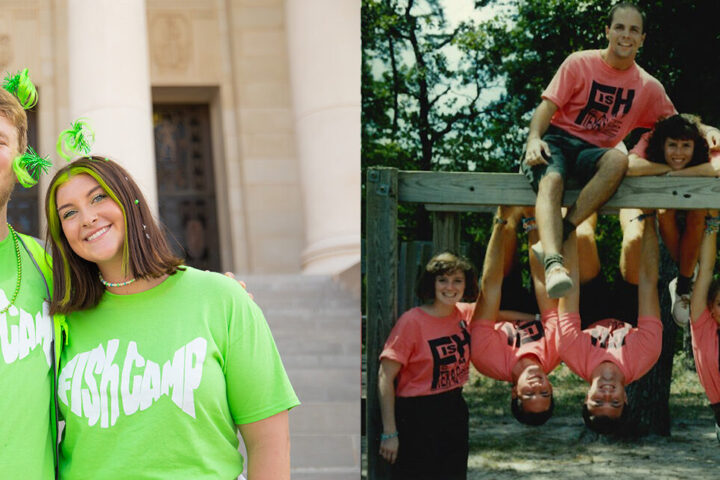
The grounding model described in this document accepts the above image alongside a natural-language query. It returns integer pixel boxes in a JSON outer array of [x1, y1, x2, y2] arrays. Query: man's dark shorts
[[521, 125, 614, 192]]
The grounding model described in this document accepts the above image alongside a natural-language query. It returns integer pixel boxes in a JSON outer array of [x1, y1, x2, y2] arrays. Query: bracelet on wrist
[[381, 431, 399, 441]]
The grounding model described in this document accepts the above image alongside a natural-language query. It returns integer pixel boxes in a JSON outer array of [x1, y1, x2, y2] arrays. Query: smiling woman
[[624, 113, 720, 326], [44, 156, 299, 480], [377, 251, 477, 479]]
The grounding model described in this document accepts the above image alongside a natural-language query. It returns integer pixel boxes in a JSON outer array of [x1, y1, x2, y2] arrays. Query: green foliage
[[363, 0, 720, 263]]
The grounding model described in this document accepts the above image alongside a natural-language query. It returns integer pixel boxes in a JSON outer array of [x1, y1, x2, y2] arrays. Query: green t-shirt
[[0, 232, 55, 479], [58, 267, 299, 479]]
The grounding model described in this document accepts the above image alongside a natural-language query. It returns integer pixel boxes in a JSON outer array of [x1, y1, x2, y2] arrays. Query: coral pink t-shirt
[[470, 309, 561, 382], [558, 312, 662, 383], [691, 309, 720, 403], [380, 303, 473, 397], [543, 50, 676, 148], [630, 130, 720, 163]]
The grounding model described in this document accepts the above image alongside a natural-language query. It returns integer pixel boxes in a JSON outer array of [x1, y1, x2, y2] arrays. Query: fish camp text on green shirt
[[58, 337, 207, 428]]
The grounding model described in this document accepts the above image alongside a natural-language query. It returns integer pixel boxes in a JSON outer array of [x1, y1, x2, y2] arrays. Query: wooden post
[[432, 211, 460, 254], [365, 167, 398, 480]]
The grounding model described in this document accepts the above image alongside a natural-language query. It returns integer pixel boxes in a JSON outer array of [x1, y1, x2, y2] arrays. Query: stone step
[[235, 273, 360, 479]]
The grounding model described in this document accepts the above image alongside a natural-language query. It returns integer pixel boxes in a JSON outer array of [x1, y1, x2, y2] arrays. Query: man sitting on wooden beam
[[520, 2, 720, 299]]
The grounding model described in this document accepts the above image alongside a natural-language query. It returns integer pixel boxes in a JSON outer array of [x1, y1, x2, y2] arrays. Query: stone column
[[285, 0, 361, 274], [66, 0, 158, 212]]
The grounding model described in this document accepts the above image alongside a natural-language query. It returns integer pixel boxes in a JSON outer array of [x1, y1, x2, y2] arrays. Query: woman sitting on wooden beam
[[624, 114, 720, 326], [558, 211, 663, 435]]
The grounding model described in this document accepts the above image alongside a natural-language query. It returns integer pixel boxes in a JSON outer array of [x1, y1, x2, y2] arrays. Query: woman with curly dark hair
[[624, 114, 720, 327]]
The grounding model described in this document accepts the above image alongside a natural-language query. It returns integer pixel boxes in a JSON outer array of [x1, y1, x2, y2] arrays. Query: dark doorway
[[153, 104, 220, 271]]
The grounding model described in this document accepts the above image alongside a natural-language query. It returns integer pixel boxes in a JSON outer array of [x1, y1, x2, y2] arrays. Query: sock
[[677, 274, 692, 296], [544, 253, 564, 272], [562, 218, 576, 242]]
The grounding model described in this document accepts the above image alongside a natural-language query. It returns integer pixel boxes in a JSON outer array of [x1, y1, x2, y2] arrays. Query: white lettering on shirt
[[0, 288, 53, 367], [59, 337, 208, 428]]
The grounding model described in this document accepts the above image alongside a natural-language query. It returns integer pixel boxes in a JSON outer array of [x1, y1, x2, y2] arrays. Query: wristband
[[381, 432, 399, 441], [522, 216, 537, 233], [631, 212, 655, 222], [705, 215, 720, 233]]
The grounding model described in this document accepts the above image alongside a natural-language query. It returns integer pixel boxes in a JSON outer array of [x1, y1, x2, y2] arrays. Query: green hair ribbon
[[2, 68, 38, 110], [13, 146, 52, 187], [56, 118, 95, 161]]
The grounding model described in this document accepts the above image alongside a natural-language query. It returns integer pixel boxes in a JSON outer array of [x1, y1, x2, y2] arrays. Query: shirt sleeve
[[636, 82, 677, 130], [470, 321, 513, 382], [541, 53, 580, 109], [557, 312, 591, 380], [624, 315, 663, 382], [630, 131, 651, 157], [224, 286, 300, 425], [379, 313, 415, 366]]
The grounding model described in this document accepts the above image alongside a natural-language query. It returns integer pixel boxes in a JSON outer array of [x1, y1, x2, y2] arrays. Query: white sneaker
[[669, 277, 691, 327], [546, 264, 573, 299]]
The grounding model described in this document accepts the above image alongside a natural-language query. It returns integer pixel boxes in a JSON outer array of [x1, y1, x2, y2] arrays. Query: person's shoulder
[[179, 266, 246, 294], [633, 63, 666, 87], [565, 49, 601, 63]]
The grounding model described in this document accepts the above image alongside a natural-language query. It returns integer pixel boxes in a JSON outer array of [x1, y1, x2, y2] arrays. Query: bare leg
[[528, 219, 557, 314], [500, 206, 525, 277], [620, 208, 644, 285], [657, 209, 680, 262], [637, 213, 660, 319], [535, 172, 564, 258], [565, 149, 628, 229], [576, 213, 600, 284], [678, 209, 706, 279]]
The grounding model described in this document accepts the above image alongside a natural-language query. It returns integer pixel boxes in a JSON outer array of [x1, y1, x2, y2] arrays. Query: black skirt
[[393, 387, 468, 480]]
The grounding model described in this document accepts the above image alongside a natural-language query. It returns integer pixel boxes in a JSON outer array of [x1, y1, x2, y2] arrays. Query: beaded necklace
[[98, 272, 136, 288], [1, 224, 22, 315]]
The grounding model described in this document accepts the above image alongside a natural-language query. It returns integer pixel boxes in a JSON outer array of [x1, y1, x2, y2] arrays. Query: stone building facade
[[2, 0, 359, 275]]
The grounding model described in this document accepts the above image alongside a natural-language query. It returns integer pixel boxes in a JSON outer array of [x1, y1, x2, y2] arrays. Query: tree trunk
[[625, 240, 678, 436]]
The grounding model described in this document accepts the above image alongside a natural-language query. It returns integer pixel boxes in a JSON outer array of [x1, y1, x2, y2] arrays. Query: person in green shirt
[[45, 156, 299, 480], [0, 82, 60, 479]]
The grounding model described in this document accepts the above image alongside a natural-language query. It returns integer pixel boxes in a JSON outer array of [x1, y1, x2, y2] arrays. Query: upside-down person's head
[[416, 252, 478, 304], [45, 156, 184, 315], [511, 362, 554, 426], [646, 114, 708, 170], [583, 362, 629, 434]]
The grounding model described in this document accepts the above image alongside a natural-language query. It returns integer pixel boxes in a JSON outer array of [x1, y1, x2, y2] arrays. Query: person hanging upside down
[[558, 210, 662, 435], [688, 212, 720, 443], [471, 206, 560, 426]]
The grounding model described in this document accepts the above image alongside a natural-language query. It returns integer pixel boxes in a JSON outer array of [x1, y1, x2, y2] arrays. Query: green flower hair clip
[[57, 118, 95, 161], [13, 146, 52, 187], [2, 68, 38, 110]]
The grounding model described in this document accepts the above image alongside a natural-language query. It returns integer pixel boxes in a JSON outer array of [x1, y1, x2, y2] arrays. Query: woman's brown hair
[[45, 156, 184, 314]]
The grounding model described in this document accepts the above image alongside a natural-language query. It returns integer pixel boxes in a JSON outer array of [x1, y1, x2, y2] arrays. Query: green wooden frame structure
[[364, 166, 720, 479]]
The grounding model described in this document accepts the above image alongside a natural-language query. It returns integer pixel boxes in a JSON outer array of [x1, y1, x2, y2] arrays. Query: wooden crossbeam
[[399, 171, 720, 209]]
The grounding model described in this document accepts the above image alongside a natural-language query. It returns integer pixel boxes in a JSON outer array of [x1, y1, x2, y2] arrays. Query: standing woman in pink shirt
[[377, 252, 478, 479], [688, 211, 720, 443]]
